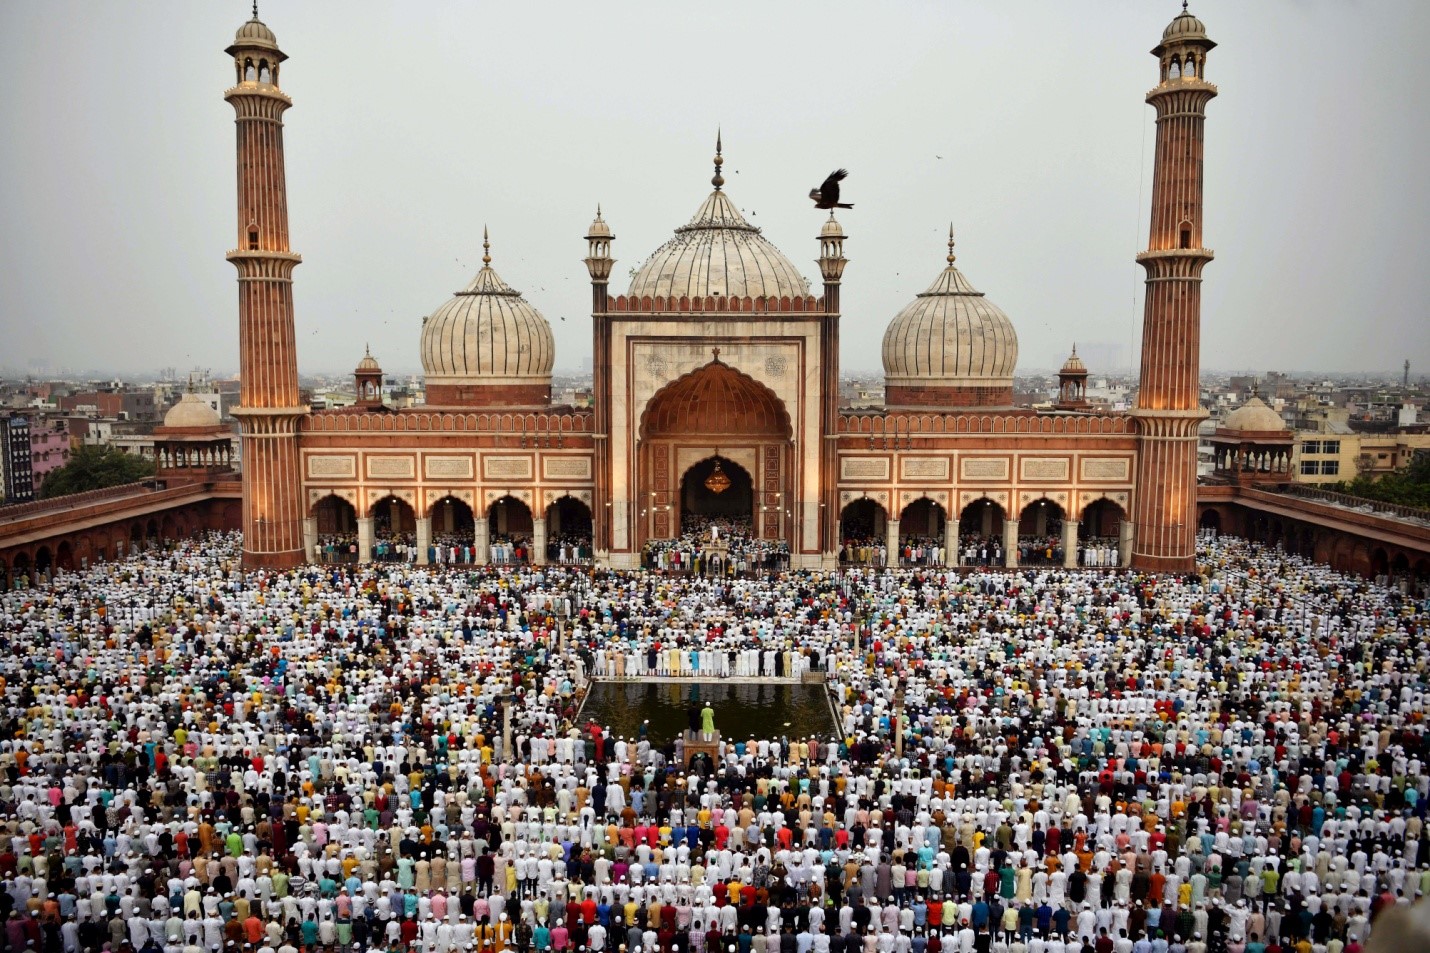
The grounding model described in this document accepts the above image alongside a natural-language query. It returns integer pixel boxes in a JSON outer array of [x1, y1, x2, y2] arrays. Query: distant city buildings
[[1, 417, 34, 503]]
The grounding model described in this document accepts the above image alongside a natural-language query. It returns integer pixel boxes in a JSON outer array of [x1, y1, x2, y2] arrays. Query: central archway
[[679, 456, 755, 531], [638, 357, 793, 545]]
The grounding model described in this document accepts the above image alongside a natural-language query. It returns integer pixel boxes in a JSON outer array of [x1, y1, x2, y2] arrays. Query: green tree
[[1328, 450, 1430, 510], [39, 445, 156, 499]]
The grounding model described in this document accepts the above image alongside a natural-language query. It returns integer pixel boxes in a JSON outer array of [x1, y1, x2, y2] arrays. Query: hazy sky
[[2, 1, 1427, 379]]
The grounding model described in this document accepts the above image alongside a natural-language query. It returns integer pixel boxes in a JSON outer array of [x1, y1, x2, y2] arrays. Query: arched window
[[1169, 59, 1181, 80], [244, 59, 256, 83], [248, 225, 260, 251], [1184, 56, 1196, 78], [1179, 221, 1192, 249], [258, 61, 271, 84]]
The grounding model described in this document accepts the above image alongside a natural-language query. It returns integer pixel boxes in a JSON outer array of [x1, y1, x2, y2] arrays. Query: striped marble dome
[[882, 233, 1018, 393], [420, 233, 555, 388], [627, 190, 810, 302]]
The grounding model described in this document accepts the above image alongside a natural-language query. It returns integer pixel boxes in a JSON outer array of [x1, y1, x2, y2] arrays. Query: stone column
[[1063, 517, 1079, 569], [885, 518, 900, 568], [415, 516, 431, 566], [1119, 519, 1135, 568], [302, 518, 317, 563], [356, 518, 374, 563], [532, 517, 547, 566], [944, 518, 957, 567], [1003, 519, 1019, 568], [474, 519, 490, 565]]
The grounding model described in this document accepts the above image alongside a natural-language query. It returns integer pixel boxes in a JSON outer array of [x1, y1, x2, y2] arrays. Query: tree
[[39, 445, 156, 499], [1328, 450, 1430, 510]]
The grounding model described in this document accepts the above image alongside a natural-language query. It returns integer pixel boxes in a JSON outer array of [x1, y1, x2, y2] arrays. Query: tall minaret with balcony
[[1130, 5, 1217, 572], [584, 207, 615, 557], [817, 213, 847, 560], [225, 9, 306, 569]]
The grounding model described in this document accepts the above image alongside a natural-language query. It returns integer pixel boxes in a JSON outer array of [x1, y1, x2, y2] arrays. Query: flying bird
[[809, 169, 853, 210]]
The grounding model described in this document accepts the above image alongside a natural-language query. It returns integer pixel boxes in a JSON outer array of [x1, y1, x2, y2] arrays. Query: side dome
[[882, 229, 1019, 409], [162, 391, 222, 430], [420, 231, 555, 408], [1222, 395, 1286, 433], [627, 143, 810, 303]]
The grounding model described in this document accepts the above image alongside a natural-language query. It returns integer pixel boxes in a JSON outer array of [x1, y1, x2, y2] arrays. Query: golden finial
[[482, 226, 491, 265], [712, 128, 725, 191], [946, 224, 956, 264]]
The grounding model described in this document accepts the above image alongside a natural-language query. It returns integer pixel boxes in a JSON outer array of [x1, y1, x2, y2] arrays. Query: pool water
[[579, 681, 838, 747]]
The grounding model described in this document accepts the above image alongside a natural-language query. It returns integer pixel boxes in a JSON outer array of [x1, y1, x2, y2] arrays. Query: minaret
[[585, 206, 615, 556], [817, 212, 847, 558], [225, 8, 307, 569], [1130, 5, 1217, 572]]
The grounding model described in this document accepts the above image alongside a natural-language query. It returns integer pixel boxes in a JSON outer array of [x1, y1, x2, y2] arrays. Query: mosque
[[226, 8, 1219, 572]]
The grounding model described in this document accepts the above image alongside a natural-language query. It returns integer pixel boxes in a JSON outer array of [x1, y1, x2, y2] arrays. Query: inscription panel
[[307, 455, 356, 479], [484, 456, 534, 481], [960, 458, 1009, 481], [366, 456, 415, 480], [840, 457, 890, 481], [900, 457, 950, 481], [1020, 457, 1070, 481], [1081, 457, 1131, 481], [542, 456, 593, 481], [424, 456, 473, 480]]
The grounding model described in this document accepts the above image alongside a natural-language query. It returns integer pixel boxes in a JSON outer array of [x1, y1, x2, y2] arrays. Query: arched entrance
[[679, 456, 754, 530], [1079, 498, 1125, 567], [429, 496, 476, 564], [898, 498, 946, 567], [958, 499, 1006, 565], [546, 497, 593, 564], [838, 499, 886, 565], [11, 553, 31, 589], [1018, 499, 1065, 566], [312, 495, 358, 563], [638, 357, 793, 548], [56, 541, 74, 573], [35, 546, 53, 584], [488, 495, 533, 564], [370, 495, 416, 561]]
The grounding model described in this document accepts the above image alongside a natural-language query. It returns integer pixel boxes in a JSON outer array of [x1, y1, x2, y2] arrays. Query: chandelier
[[704, 460, 732, 494]]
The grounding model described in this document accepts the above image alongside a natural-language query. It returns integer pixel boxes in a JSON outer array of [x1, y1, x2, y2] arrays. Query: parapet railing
[[1273, 484, 1430, 524], [0, 481, 157, 523]]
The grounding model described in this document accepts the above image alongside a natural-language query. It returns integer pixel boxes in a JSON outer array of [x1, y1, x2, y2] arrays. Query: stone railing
[[0, 481, 156, 524], [1274, 484, 1430, 525]]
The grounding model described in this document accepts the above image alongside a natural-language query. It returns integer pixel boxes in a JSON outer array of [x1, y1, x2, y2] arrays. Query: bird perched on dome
[[809, 169, 853, 209]]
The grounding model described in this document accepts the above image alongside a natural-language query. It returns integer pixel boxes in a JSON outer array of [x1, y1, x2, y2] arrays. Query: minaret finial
[[946, 224, 956, 264], [253, 0, 259, 19], [482, 226, 491, 265], [1182, 0, 1189, 11], [711, 128, 725, 191], [596, 202, 602, 219]]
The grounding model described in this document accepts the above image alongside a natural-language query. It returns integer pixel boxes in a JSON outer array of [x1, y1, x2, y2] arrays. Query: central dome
[[882, 230, 1019, 409], [420, 231, 555, 408], [627, 190, 810, 302]]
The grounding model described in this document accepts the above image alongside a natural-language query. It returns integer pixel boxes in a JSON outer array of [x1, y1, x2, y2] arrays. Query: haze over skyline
[[2, 1, 1427, 379]]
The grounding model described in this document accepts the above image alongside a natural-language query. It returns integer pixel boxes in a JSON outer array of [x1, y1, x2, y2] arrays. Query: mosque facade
[[225, 9, 1218, 572]]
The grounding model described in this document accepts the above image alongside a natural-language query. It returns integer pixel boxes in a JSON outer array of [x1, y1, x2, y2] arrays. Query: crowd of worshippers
[[0, 529, 1426, 953], [641, 518, 791, 574]]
